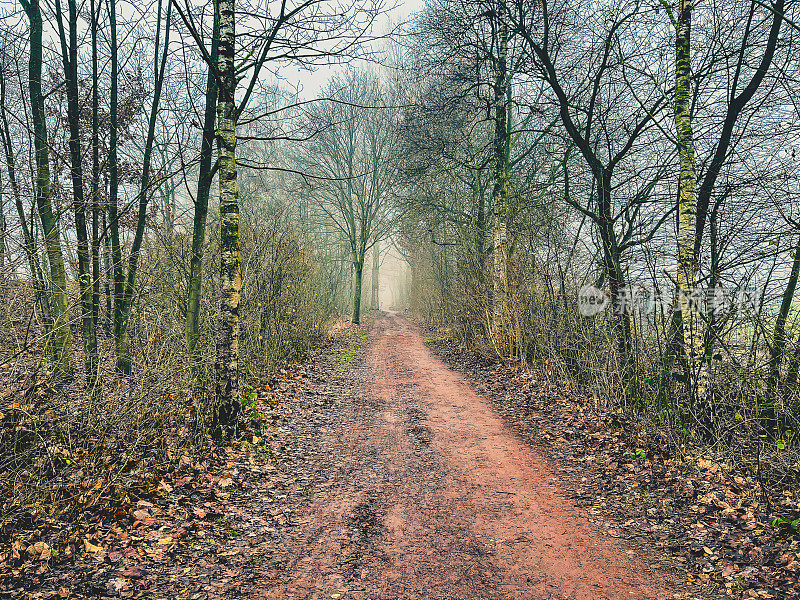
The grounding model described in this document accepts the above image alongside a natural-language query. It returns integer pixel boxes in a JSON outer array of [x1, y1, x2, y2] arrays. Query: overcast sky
[[277, 0, 425, 99]]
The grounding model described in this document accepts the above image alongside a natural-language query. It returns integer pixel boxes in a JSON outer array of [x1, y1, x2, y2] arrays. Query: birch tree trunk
[[673, 0, 708, 402], [21, 0, 73, 380], [213, 0, 242, 438]]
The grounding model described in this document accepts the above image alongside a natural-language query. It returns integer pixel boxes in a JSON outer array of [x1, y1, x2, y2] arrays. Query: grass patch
[[337, 348, 360, 372]]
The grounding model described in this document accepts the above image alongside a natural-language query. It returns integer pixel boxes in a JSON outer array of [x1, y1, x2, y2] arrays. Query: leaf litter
[[0, 329, 363, 600], [426, 332, 800, 599]]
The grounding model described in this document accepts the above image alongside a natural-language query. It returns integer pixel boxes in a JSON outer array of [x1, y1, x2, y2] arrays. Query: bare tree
[[175, 0, 385, 436], [512, 0, 671, 371], [300, 69, 398, 324], [0, 51, 50, 332], [19, 0, 73, 379], [54, 0, 97, 384]]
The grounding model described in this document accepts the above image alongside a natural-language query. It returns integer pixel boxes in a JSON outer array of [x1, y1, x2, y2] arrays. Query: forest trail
[[260, 313, 672, 600]]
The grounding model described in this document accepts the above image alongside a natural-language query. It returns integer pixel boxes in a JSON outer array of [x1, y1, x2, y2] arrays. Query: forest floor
[[8, 313, 799, 599]]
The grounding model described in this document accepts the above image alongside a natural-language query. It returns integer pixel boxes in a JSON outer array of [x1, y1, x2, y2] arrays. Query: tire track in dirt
[[259, 314, 676, 600]]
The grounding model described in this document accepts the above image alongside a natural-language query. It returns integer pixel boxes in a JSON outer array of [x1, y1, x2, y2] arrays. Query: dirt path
[[258, 314, 674, 600]]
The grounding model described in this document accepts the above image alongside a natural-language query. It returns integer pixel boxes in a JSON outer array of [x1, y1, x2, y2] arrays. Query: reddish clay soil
[[259, 314, 677, 600]]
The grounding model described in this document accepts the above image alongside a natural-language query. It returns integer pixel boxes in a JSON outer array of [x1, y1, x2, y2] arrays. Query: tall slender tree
[[301, 70, 397, 325], [90, 0, 101, 380], [513, 0, 668, 370], [19, 0, 73, 379], [170, 0, 385, 434], [658, 0, 707, 402], [213, 0, 242, 437], [55, 0, 97, 384], [490, 0, 511, 351], [371, 242, 380, 310], [108, 0, 173, 374], [0, 55, 50, 329], [185, 4, 220, 365]]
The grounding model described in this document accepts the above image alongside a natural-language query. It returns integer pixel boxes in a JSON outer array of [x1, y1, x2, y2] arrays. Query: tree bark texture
[[213, 0, 242, 438]]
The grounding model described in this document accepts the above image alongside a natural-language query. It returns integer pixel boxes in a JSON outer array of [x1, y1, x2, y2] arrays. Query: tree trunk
[[674, 0, 708, 403], [765, 234, 800, 422], [213, 0, 242, 439], [475, 178, 486, 285], [90, 0, 101, 380], [597, 171, 631, 372], [0, 186, 5, 274], [186, 5, 219, 363], [603, 231, 631, 367], [0, 59, 50, 326], [102, 210, 112, 335], [23, 0, 73, 380], [108, 0, 125, 369], [111, 0, 172, 374], [490, 0, 511, 352], [57, 0, 97, 384], [371, 241, 379, 310], [352, 258, 364, 324]]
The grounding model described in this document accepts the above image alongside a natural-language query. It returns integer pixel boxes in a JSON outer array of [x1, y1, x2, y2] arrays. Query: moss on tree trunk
[[213, 0, 242, 438]]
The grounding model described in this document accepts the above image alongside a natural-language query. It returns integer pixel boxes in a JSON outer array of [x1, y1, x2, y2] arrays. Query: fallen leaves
[[0, 350, 320, 599], [28, 542, 50, 562], [428, 333, 800, 599], [131, 509, 151, 522], [82, 539, 105, 560]]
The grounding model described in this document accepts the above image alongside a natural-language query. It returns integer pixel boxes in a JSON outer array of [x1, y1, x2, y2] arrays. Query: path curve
[[262, 314, 672, 600]]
